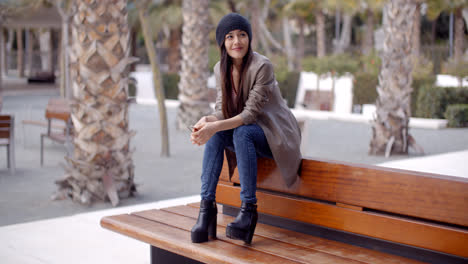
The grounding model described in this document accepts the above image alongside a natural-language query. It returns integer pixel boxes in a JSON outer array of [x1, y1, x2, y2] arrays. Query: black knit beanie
[[215, 13, 252, 47]]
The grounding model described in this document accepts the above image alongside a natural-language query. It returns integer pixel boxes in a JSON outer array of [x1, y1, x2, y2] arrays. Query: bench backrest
[[45, 98, 70, 122], [217, 157, 468, 258], [0, 115, 13, 140]]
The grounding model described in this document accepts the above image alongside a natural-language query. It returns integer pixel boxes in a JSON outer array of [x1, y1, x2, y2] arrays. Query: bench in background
[[40, 98, 72, 166], [0, 115, 15, 173]]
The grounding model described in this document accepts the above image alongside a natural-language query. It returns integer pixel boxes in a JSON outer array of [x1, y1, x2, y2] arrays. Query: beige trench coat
[[212, 52, 302, 187]]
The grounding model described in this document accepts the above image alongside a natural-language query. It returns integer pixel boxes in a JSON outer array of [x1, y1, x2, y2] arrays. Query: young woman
[[190, 13, 302, 244]]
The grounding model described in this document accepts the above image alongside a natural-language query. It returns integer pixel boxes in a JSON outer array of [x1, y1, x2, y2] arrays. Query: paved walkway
[[1, 85, 467, 263]]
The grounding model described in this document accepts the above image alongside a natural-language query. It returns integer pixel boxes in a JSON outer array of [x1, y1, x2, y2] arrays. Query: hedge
[[353, 72, 434, 116], [352, 72, 378, 106], [444, 104, 468, 127], [162, 73, 180, 100], [416, 86, 468, 119], [276, 71, 301, 108]]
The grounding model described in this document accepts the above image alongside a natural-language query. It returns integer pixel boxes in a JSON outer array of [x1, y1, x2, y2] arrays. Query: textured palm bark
[[361, 10, 374, 55], [16, 28, 24, 77], [334, 13, 352, 54], [56, 0, 137, 206], [370, 0, 418, 156], [454, 8, 465, 60], [176, 0, 212, 130], [411, 3, 421, 58], [168, 28, 181, 73], [316, 10, 326, 58]]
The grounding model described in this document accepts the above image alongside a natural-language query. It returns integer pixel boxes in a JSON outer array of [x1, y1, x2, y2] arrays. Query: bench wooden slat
[[45, 98, 70, 121], [216, 182, 468, 258], [101, 213, 304, 264], [134, 208, 367, 264], [226, 158, 468, 227], [163, 204, 423, 264], [22, 120, 66, 130]]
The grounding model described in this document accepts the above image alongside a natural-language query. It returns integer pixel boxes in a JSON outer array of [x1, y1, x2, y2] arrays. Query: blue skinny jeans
[[200, 124, 273, 204]]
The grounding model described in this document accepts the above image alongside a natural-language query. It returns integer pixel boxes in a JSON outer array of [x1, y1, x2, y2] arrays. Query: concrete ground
[[1, 83, 467, 263]]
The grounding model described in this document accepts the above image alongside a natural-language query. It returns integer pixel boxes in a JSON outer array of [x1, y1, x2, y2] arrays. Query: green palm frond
[[426, 0, 468, 20]]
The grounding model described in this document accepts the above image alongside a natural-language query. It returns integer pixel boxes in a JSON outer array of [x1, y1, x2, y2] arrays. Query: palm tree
[[55, 0, 137, 206], [411, 1, 423, 58], [328, 0, 360, 54], [55, 0, 73, 99], [176, 0, 212, 130], [370, 0, 423, 156], [427, 0, 467, 59], [136, 0, 170, 157], [360, 0, 385, 55], [283, 0, 318, 68], [452, 5, 466, 59]]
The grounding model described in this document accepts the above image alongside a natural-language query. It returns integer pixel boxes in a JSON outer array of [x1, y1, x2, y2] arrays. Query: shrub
[[411, 75, 436, 116], [209, 45, 220, 73], [441, 58, 468, 88], [359, 51, 381, 76], [352, 72, 378, 106], [444, 104, 468, 127], [416, 86, 468, 118], [271, 56, 301, 108], [353, 54, 435, 116], [277, 71, 301, 108], [162, 73, 180, 100], [302, 54, 359, 76], [128, 78, 137, 98]]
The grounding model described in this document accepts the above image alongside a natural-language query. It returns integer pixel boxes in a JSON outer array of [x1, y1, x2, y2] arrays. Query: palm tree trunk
[[138, 6, 170, 157], [56, 1, 72, 99], [412, 3, 421, 58], [176, 0, 212, 130], [454, 8, 465, 60], [56, 0, 137, 206], [0, 26, 3, 106], [251, 0, 260, 51], [1, 27, 5, 77], [362, 9, 374, 55], [316, 10, 326, 58], [334, 13, 352, 54], [370, 0, 418, 156], [16, 28, 24, 77], [26, 29, 33, 76], [39, 29, 52, 72], [296, 17, 305, 71], [6, 29, 13, 75], [167, 27, 181, 73], [282, 17, 294, 71]]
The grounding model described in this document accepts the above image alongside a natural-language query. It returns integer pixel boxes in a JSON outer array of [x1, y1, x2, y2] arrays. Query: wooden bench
[[101, 157, 468, 264], [0, 115, 15, 173], [40, 98, 72, 166]]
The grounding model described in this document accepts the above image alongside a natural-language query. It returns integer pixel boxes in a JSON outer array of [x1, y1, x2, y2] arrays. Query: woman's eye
[[226, 35, 232, 39], [240, 33, 246, 37]]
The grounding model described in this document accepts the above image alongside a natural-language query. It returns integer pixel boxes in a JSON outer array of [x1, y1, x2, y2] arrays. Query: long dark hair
[[220, 43, 253, 119]]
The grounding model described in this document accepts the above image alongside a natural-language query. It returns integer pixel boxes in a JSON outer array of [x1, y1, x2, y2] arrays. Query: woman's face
[[224, 29, 249, 61]]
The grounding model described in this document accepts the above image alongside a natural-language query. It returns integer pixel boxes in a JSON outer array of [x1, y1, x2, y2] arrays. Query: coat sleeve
[[212, 63, 224, 120], [239, 62, 274, 125]]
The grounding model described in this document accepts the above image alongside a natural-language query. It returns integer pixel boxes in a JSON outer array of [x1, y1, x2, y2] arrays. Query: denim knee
[[233, 125, 255, 144]]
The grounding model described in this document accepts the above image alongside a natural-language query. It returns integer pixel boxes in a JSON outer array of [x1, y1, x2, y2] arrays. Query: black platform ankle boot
[[225, 202, 258, 244], [191, 200, 217, 243]]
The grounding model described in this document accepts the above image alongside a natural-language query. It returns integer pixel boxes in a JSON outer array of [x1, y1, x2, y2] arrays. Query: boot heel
[[208, 215, 217, 239], [191, 200, 217, 243], [191, 230, 208, 243], [226, 202, 258, 244], [244, 218, 257, 244]]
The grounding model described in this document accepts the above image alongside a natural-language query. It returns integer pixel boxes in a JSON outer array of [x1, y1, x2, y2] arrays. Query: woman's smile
[[225, 29, 249, 61]]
